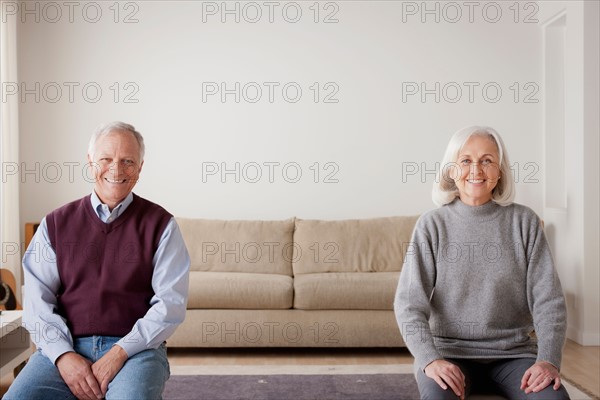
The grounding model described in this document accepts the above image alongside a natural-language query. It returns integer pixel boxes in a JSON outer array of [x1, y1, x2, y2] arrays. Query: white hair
[[88, 121, 145, 161], [432, 125, 515, 207]]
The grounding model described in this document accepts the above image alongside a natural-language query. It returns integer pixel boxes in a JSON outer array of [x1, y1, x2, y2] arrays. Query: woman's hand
[[424, 359, 466, 399], [520, 361, 562, 394]]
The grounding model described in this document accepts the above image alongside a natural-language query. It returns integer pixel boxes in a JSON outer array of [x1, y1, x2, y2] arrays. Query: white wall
[[12, 1, 543, 225], [539, 0, 600, 346], [7, 1, 596, 342], [582, 0, 600, 348]]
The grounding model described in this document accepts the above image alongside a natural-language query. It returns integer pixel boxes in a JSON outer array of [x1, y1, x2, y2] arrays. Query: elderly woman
[[394, 126, 569, 399]]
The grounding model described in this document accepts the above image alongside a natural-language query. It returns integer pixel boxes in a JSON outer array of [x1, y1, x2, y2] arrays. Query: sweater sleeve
[[393, 217, 442, 371], [526, 217, 567, 369]]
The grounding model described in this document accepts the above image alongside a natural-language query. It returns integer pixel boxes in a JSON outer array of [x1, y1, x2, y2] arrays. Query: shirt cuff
[[116, 337, 147, 359], [44, 340, 76, 365]]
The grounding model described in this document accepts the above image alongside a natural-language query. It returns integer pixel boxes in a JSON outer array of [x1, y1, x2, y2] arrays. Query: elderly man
[[5, 122, 190, 400]]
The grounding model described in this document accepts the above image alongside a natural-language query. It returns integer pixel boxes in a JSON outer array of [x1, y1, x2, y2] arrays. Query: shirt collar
[[90, 191, 134, 220]]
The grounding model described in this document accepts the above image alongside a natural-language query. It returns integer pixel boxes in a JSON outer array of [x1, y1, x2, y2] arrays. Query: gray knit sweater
[[394, 198, 567, 372]]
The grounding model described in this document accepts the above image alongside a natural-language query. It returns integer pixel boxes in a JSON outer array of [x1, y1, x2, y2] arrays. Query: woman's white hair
[[432, 125, 515, 207], [88, 121, 145, 161]]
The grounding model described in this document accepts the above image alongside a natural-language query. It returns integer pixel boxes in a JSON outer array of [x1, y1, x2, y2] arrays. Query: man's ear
[[87, 153, 93, 165], [138, 160, 144, 174]]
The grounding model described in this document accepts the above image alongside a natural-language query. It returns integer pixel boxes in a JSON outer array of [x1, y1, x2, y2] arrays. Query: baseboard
[[581, 331, 600, 346], [567, 325, 600, 346]]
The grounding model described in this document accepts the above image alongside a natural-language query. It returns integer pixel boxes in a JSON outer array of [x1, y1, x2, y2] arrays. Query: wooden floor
[[2, 340, 598, 398], [560, 340, 600, 398]]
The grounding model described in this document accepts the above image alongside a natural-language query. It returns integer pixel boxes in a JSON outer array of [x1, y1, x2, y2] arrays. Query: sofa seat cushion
[[293, 272, 399, 310], [188, 271, 293, 309]]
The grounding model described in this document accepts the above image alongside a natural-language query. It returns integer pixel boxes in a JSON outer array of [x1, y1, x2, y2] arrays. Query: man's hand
[[56, 352, 103, 400], [424, 359, 466, 400], [520, 361, 562, 394], [91, 345, 128, 397]]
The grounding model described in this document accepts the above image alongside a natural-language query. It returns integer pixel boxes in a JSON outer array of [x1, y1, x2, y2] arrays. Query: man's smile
[[104, 177, 127, 184]]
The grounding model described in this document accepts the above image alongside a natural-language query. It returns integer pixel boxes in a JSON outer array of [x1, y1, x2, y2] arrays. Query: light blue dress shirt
[[22, 192, 190, 364]]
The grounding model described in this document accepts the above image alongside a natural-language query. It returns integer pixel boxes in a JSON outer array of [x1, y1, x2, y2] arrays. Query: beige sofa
[[168, 216, 419, 348]]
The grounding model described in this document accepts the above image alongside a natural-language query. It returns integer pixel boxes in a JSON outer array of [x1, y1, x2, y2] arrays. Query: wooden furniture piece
[[0, 223, 41, 379], [0, 269, 21, 311], [24, 222, 40, 250], [0, 311, 34, 378]]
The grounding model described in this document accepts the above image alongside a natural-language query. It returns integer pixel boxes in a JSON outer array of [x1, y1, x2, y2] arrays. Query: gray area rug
[[163, 374, 419, 400]]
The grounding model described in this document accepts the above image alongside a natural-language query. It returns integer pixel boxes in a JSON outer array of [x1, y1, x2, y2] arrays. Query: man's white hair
[[88, 121, 145, 161]]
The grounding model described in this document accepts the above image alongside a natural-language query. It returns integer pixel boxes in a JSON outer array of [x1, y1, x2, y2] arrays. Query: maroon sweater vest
[[46, 193, 172, 337]]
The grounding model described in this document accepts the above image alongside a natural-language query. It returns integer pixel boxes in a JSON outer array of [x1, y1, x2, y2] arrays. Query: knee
[[4, 378, 73, 400], [416, 367, 463, 400], [527, 385, 570, 400], [417, 377, 461, 400], [106, 348, 169, 400], [3, 353, 74, 400], [106, 380, 166, 400], [419, 388, 461, 400]]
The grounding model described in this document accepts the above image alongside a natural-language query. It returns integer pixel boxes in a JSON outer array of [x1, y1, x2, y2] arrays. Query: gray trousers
[[415, 358, 571, 400]]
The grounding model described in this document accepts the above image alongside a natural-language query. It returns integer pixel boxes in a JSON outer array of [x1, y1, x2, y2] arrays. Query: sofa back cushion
[[176, 218, 295, 276], [292, 216, 419, 274]]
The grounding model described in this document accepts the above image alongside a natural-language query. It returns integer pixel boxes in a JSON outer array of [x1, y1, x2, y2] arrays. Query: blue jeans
[[4, 336, 170, 400], [415, 358, 570, 400]]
